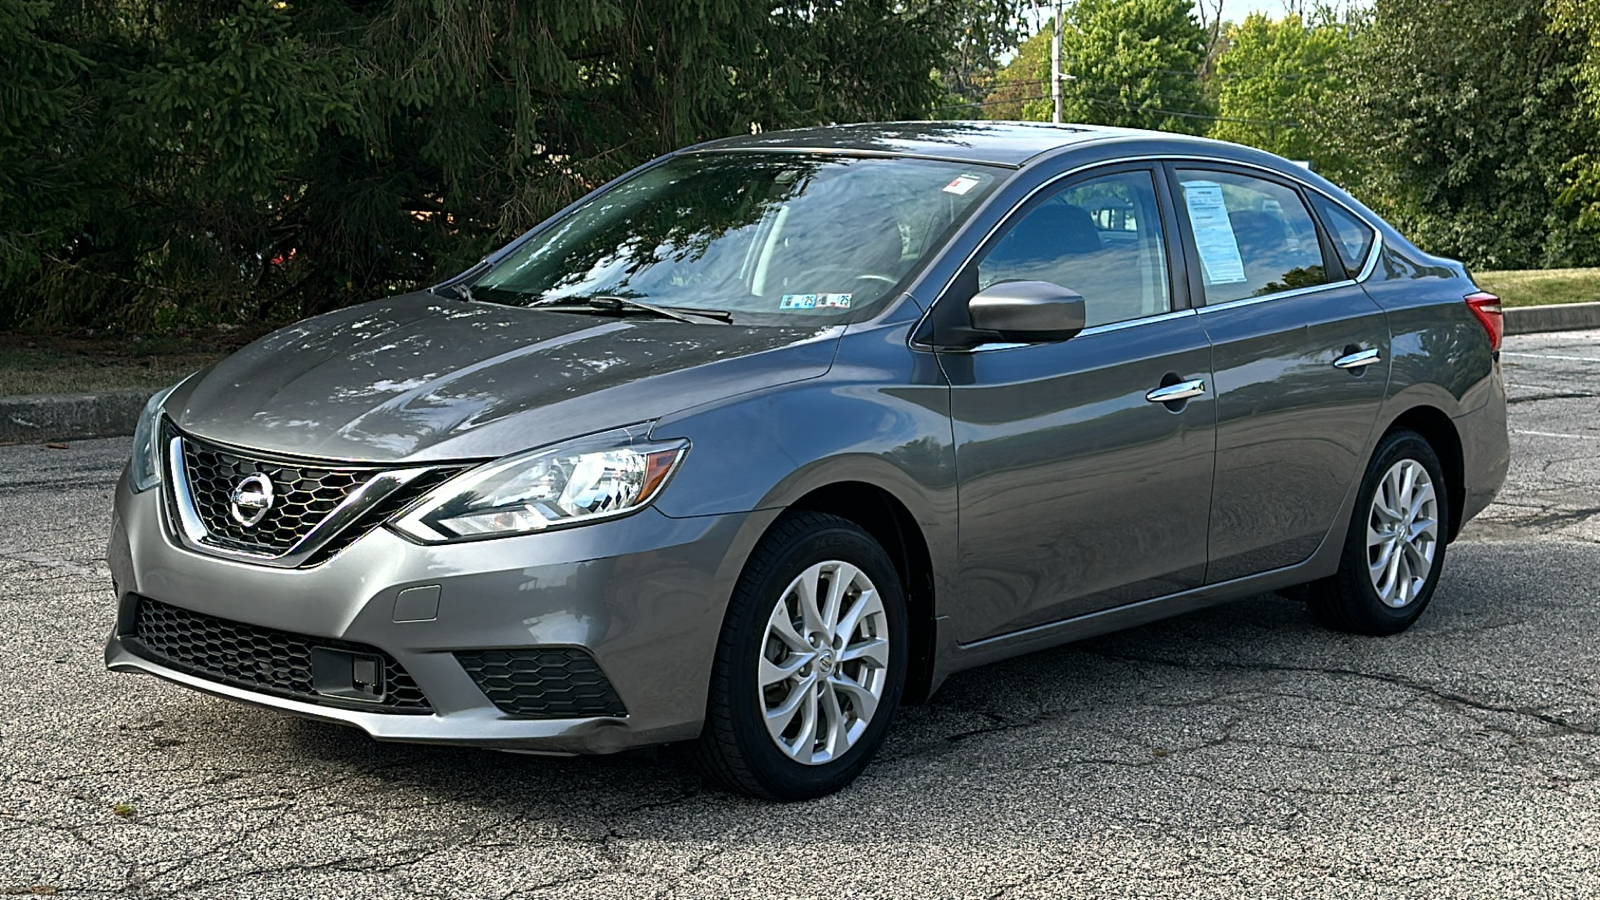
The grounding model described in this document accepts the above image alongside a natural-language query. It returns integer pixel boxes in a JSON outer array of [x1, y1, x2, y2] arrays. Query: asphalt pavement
[[2, 330, 1598, 898]]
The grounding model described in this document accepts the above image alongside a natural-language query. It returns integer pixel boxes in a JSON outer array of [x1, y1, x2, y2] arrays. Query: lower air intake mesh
[[130, 596, 431, 713], [455, 648, 627, 718]]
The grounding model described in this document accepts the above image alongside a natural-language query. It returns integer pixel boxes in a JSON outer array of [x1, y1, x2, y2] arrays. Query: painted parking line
[[1513, 429, 1600, 440], [1502, 352, 1600, 363]]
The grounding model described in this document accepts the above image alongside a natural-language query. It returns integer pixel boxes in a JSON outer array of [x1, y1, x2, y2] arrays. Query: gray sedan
[[105, 122, 1509, 800]]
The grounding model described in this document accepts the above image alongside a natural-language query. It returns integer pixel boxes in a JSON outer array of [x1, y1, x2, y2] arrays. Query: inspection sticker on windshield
[[780, 293, 851, 310], [943, 175, 983, 195]]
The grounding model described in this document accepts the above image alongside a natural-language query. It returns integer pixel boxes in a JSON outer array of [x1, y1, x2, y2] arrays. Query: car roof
[[684, 120, 1227, 168]]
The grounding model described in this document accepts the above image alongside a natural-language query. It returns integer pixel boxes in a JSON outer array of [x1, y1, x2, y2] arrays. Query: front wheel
[[691, 512, 907, 800], [1309, 429, 1449, 636]]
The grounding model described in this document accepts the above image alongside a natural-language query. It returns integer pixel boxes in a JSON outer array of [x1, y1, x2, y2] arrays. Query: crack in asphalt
[[1082, 653, 1600, 739], [1506, 391, 1598, 404]]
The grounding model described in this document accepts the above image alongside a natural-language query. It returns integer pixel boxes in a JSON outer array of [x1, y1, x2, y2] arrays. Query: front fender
[[648, 321, 956, 603]]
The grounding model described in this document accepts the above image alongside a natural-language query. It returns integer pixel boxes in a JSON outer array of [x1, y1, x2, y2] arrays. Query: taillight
[[1465, 291, 1503, 352]]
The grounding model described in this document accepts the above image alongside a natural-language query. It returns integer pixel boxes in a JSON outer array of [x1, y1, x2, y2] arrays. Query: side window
[[1310, 194, 1377, 275], [978, 170, 1171, 328], [1175, 169, 1329, 305]]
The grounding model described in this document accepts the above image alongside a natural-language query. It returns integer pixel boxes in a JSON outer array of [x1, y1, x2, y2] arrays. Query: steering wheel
[[789, 266, 899, 292]]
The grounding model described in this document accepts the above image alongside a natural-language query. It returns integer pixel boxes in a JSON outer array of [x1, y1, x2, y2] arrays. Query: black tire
[[1308, 429, 1450, 636], [690, 511, 907, 801]]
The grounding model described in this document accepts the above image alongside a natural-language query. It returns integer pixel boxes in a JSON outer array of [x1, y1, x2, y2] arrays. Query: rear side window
[[1175, 169, 1329, 305], [1310, 195, 1377, 275]]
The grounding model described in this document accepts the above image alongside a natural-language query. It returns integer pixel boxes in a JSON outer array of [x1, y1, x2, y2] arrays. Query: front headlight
[[390, 426, 688, 543], [128, 382, 182, 493]]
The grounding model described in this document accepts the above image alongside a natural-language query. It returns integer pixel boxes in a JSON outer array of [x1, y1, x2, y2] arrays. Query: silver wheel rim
[[759, 560, 890, 765], [1366, 459, 1440, 609]]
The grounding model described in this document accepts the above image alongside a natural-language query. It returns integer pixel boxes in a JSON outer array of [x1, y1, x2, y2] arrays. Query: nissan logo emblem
[[229, 473, 275, 528]]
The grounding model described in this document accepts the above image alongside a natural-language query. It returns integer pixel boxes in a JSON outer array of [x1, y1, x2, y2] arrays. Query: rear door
[[938, 164, 1217, 643], [1166, 163, 1391, 583]]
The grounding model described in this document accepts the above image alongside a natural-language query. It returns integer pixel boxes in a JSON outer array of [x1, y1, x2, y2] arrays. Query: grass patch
[[0, 329, 264, 396], [1474, 268, 1600, 308]]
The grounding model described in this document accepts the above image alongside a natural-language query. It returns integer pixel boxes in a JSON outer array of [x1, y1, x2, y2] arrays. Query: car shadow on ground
[[237, 542, 1533, 830]]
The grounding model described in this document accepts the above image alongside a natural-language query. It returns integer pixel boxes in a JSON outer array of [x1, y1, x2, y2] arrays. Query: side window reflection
[[1311, 194, 1377, 275], [1176, 170, 1330, 304], [978, 170, 1172, 329]]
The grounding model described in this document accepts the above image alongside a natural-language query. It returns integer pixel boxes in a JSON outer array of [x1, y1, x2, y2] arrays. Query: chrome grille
[[178, 434, 380, 555], [301, 466, 466, 566], [162, 422, 459, 566]]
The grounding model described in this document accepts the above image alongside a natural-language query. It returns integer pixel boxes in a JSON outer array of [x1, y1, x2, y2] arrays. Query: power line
[[1073, 94, 1304, 128], [990, 66, 1330, 85], [934, 93, 1054, 111]]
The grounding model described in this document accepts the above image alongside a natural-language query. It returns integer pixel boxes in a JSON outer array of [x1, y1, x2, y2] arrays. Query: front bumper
[[105, 471, 774, 754]]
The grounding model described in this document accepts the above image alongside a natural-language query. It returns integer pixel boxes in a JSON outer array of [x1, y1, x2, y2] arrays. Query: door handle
[[1145, 379, 1206, 404], [1333, 348, 1382, 370]]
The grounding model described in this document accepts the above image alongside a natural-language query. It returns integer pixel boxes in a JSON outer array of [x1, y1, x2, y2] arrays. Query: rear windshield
[[470, 153, 1003, 324]]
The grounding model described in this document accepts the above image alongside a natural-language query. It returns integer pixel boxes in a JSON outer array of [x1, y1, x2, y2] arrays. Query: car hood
[[172, 293, 842, 463]]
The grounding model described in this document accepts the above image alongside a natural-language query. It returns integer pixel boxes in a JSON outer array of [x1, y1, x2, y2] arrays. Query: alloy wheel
[[758, 560, 890, 765], [1365, 459, 1440, 608]]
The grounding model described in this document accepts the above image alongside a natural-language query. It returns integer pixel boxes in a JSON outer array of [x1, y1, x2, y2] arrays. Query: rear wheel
[[1309, 429, 1449, 636], [691, 512, 906, 800]]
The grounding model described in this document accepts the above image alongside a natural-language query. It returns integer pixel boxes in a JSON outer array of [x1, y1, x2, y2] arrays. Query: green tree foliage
[[927, 0, 1031, 119], [984, 0, 1210, 133], [1210, 13, 1357, 180], [0, 1, 87, 302], [0, 0, 964, 331], [1550, 0, 1600, 229], [1337, 0, 1599, 269], [982, 26, 1051, 120]]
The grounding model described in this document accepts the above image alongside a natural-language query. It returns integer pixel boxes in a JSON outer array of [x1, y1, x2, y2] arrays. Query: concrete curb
[[0, 389, 152, 446], [1504, 300, 1600, 336]]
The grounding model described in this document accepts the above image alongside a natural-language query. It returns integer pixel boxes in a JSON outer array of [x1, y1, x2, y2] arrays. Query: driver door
[[938, 166, 1217, 643]]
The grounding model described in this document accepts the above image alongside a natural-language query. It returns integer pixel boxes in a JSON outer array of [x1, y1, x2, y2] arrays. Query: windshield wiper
[[429, 260, 492, 301], [540, 295, 732, 325], [428, 280, 479, 302]]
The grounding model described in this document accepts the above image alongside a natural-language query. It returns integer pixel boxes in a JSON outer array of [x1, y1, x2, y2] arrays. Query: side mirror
[[967, 280, 1087, 343]]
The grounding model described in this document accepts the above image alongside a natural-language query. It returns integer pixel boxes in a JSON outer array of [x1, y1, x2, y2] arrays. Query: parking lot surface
[[3, 330, 1599, 898]]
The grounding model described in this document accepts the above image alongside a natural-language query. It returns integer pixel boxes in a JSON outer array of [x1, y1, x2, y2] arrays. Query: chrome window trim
[[1195, 279, 1360, 314], [968, 308, 1198, 353], [911, 152, 1386, 349], [1356, 230, 1384, 282], [163, 434, 436, 568], [1080, 306, 1197, 335]]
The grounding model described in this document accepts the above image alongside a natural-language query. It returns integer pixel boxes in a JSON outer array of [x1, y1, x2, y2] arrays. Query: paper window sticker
[[1181, 181, 1249, 285], [818, 293, 852, 308], [943, 175, 982, 196], [779, 294, 819, 309]]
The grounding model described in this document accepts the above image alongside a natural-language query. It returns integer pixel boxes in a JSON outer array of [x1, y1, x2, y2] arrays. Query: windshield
[[470, 153, 1003, 323]]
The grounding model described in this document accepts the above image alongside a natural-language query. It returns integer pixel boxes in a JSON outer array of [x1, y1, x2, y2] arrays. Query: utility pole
[[1050, 0, 1063, 124]]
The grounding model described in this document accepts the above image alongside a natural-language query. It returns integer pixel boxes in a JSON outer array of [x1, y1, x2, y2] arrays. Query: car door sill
[[945, 563, 1326, 673]]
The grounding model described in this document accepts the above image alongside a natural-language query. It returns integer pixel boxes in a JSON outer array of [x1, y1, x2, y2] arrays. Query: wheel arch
[[1381, 404, 1466, 541], [775, 482, 939, 705]]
